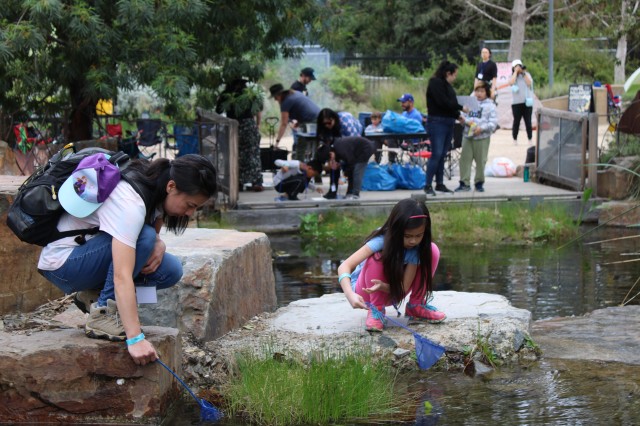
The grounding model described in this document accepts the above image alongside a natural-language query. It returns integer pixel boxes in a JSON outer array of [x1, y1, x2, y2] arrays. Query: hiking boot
[[85, 299, 126, 342], [365, 305, 385, 332], [424, 185, 436, 196], [435, 184, 453, 193], [73, 289, 102, 314], [405, 302, 446, 324], [455, 183, 471, 192]]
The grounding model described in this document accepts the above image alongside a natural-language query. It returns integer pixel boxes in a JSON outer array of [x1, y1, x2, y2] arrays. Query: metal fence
[[196, 108, 239, 210], [536, 108, 598, 191]]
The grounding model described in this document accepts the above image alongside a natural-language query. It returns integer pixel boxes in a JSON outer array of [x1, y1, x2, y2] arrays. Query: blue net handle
[[156, 359, 223, 422]]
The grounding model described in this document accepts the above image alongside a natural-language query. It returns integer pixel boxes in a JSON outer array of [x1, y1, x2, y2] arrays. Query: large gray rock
[[532, 305, 640, 364], [0, 326, 180, 424], [206, 291, 532, 371], [138, 228, 277, 342]]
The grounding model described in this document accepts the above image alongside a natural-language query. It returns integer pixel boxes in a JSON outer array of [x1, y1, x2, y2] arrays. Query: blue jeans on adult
[[40, 225, 183, 306], [425, 115, 455, 188]]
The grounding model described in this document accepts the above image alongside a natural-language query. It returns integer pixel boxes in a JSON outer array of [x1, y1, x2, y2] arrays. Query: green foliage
[[224, 348, 402, 425], [298, 203, 579, 245], [0, 0, 324, 140], [321, 65, 365, 102]]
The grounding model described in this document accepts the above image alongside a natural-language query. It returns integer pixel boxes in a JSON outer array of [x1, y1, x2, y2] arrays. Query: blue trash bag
[[362, 162, 397, 191], [381, 110, 425, 133], [389, 163, 426, 189]]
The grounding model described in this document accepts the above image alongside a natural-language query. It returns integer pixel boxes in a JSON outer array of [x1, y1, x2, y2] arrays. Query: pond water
[[166, 226, 640, 425]]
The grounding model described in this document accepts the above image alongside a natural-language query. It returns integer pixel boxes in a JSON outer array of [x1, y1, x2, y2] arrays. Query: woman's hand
[[363, 279, 390, 294], [346, 291, 367, 310], [141, 238, 166, 275], [128, 339, 158, 366]]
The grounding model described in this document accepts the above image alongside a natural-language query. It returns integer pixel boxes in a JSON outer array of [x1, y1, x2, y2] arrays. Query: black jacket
[[426, 77, 463, 119], [316, 136, 375, 165]]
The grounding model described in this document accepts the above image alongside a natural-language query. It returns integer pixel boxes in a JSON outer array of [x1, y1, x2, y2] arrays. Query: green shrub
[[321, 65, 365, 102]]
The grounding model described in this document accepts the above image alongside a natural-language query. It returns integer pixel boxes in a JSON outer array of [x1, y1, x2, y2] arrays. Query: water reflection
[[270, 227, 639, 320]]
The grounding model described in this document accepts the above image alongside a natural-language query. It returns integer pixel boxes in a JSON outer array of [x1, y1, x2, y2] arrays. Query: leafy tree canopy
[[0, 0, 323, 141]]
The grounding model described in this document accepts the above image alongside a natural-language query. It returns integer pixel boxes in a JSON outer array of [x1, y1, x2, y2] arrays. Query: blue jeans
[[425, 116, 455, 188], [41, 225, 183, 306]]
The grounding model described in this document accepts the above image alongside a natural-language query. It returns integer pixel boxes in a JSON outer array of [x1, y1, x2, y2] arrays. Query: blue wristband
[[126, 333, 145, 346], [338, 273, 351, 283]]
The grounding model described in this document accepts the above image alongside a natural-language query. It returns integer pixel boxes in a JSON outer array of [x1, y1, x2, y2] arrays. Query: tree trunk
[[614, 0, 630, 84], [67, 79, 96, 142], [508, 0, 527, 61]]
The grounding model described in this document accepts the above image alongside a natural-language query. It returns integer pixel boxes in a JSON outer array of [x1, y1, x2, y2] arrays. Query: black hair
[[131, 154, 217, 234], [365, 198, 433, 305], [306, 159, 323, 174], [433, 60, 459, 80], [474, 81, 491, 98], [316, 108, 342, 142], [481, 46, 492, 56]]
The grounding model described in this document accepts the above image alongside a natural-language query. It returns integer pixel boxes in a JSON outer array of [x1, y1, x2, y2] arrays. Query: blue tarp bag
[[362, 162, 397, 191], [381, 110, 425, 133], [389, 163, 425, 189]]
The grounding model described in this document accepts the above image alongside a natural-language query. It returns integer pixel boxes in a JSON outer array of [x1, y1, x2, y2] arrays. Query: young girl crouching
[[337, 198, 446, 331]]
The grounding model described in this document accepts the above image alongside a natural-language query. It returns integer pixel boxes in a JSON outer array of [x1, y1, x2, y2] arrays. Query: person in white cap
[[38, 153, 217, 366], [509, 59, 534, 145]]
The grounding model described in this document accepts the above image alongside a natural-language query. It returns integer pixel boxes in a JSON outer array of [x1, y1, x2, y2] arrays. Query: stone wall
[[0, 178, 63, 314]]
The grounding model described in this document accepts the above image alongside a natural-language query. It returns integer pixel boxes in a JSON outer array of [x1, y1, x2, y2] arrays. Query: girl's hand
[[346, 292, 367, 310], [474, 125, 482, 136], [458, 116, 466, 125], [281, 166, 289, 173], [128, 339, 158, 366], [363, 279, 390, 294]]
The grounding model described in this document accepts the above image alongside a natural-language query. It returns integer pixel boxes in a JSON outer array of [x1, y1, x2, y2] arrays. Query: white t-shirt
[[38, 181, 148, 271]]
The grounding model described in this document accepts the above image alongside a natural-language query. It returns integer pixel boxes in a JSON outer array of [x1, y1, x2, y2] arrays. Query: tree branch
[[465, 1, 511, 29], [472, 0, 512, 15]]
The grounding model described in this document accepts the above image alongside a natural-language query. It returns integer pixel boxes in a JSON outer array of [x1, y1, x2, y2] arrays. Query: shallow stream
[[167, 226, 640, 425]]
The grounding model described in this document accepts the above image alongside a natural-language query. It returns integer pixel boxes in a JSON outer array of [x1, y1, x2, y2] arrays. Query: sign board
[[568, 84, 593, 113]]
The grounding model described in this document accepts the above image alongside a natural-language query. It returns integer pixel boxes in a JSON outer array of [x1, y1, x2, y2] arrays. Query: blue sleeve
[[404, 247, 420, 264], [365, 235, 384, 253]]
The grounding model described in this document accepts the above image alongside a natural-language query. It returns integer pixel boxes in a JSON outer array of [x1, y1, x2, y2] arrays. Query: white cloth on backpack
[[38, 181, 147, 271]]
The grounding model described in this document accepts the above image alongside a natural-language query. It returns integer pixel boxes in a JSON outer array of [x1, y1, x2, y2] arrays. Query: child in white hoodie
[[273, 159, 323, 200], [455, 82, 497, 193]]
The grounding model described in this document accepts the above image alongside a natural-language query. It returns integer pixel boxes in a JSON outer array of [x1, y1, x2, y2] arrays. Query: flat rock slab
[[209, 292, 532, 366], [532, 305, 640, 364]]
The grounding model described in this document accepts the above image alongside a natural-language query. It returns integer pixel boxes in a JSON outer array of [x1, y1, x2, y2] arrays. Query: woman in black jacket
[[316, 136, 374, 200], [425, 60, 467, 196]]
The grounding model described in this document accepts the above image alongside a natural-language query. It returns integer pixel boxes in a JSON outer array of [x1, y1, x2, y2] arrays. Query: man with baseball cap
[[397, 93, 424, 124], [291, 67, 316, 97]]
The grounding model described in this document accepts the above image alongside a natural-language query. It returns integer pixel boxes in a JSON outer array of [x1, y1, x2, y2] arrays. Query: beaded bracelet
[[126, 333, 145, 346], [338, 272, 351, 283]]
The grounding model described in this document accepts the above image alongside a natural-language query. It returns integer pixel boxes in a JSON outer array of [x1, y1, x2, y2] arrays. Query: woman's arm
[[524, 72, 532, 88], [276, 111, 289, 146], [112, 239, 158, 365], [337, 245, 374, 309]]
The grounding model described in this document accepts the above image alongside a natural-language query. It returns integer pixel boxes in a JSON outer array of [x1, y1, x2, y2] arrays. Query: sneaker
[[274, 195, 289, 202], [475, 183, 485, 192], [73, 289, 101, 314], [405, 302, 447, 324], [323, 191, 337, 199], [424, 185, 436, 196], [344, 194, 360, 200], [365, 306, 386, 332], [85, 299, 126, 342], [455, 183, 471, 192], [435, 184, 453, 193]]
